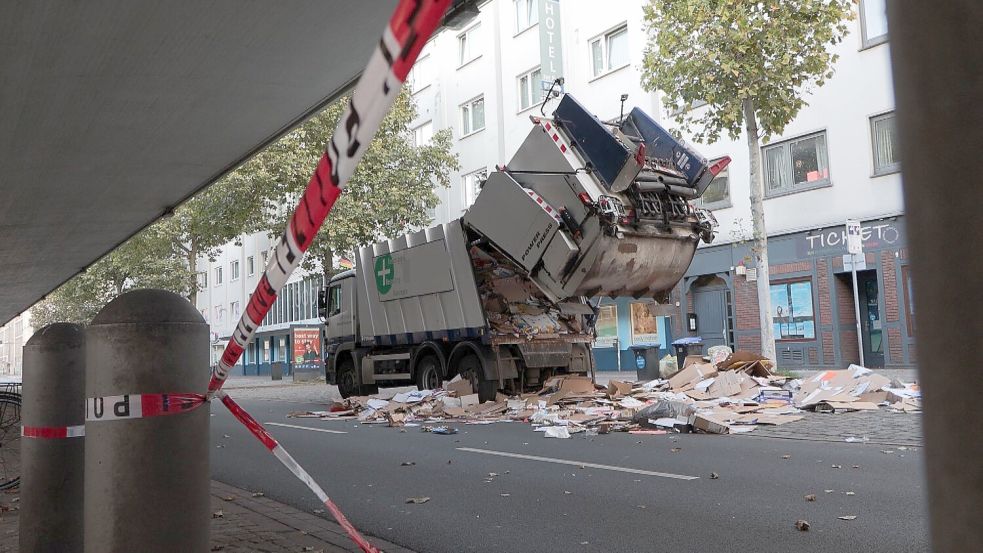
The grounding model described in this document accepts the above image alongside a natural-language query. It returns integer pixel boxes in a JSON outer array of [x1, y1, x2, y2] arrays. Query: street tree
[[640, 0, 853, 360], [255, 89, 459, 282]]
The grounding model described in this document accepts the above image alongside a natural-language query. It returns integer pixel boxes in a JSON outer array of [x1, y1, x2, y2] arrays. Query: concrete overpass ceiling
[[0, 0, 400, 324]]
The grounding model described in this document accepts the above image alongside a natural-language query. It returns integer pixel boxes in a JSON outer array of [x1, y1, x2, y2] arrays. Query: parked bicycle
[[0, 383, 22, 490]]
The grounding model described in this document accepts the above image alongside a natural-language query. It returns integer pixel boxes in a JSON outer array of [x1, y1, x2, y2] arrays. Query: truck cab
[[322, 270, 360, 395]]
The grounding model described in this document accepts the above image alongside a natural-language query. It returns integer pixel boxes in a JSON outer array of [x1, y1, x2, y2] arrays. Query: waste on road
[[290, 350, 920, 438]]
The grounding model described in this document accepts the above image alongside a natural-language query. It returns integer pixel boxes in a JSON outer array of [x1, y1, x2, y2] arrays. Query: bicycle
[[0, 383, 22, 490]]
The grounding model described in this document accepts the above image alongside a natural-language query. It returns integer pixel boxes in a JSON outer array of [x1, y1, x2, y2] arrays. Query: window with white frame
[[697, 161, 730, 207], [214, 305, 224, 322], [514, 0, 538, 33], [859, 0, 888, 48], [464, 168, 488, 207], [762, 131, 830, 196], [260, 250, 268, 267], [413, 121, 434, 146], [590, 24, 629, 78], [461, 96, 485, 136], [408, 53, 433, 93], [214, 266, 223, 285], [230, 260, 240, 281], [518, 67, 543, 111], [230, 301, 240, 319], [870, 112, 899, 175], [458, 24, 480, 66], [196, 271, 207, 288], [246, 256, 254, 276]]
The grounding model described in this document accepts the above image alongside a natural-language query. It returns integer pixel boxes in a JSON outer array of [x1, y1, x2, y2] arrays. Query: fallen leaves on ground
[[795, 520, 810, 531], [406, 497, 431, 504]]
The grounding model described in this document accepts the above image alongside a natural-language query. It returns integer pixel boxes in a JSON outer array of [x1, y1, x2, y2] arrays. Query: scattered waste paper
[[795, 520, 811, 531], [405, 497, 431, 504]]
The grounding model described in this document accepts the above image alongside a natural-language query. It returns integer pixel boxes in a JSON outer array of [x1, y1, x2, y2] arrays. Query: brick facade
[[882, 251, 900, 323], [733, 274, 759, 331]]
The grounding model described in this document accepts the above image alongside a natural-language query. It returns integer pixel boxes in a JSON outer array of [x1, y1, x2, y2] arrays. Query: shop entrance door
[[692, 286, 729, 349], [857, 270, 884, 367]]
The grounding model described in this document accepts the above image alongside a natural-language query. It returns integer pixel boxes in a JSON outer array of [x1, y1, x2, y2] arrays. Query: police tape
[[206, 0, 452, 397], [85, 393, 206, 422], [22, 424, 85, 438]]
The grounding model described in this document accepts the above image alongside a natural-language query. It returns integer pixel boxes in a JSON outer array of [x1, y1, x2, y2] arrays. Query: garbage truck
[[320, 93, 729, 400]]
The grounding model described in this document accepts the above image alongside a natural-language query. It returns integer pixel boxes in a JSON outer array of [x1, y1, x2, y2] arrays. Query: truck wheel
[[337, 357, 358, 399], [459, 354, 497, 403], [415, 355, 441, 391]]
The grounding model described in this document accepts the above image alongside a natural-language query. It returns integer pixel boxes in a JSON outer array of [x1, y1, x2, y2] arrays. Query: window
[[278, 337, 287, 363], [696, 161, 730, 207], [590, 24, 629, 78], [518, 67, 543, 111], [871, 112, 900, 175], [594, 305, 618, 347], [408, 53, 433, 93], [263, 340, 270, 362], [769, 280, 816, 340], [762, 131, 830, 196], [247, 256, 255, 276], [261, 251, 268, 266], [230, 301, 240, 319], [196, 271, 207, 288], [230, 260, 240, 281], [860, 0, 888, 48], [458, 24, 480, 66], [214, 305, 224, 322], [214, 266, 223, 285], [514, 0, 538, 32], [327, 285, 342, 317], [413, 121, 434, 146], [463, 168, 488, 207], [461, 96, 485, 136]]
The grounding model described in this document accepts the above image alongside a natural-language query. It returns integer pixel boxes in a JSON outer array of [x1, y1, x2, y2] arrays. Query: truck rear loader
[[321, 94, 729, 400]]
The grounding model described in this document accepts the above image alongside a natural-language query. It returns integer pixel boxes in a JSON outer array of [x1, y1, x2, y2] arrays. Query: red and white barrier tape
[[207, 0, 452, 396], [22, 424, 85, 438], [85, 393, 206, 422], [218, 392, 379, 553]]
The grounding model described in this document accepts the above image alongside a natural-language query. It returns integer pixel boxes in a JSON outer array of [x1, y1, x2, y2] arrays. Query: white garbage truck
[[321, 93, 729, 400]]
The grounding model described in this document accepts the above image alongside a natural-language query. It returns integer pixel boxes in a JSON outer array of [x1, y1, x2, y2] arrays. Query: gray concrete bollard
[[20, 323, 85, 553], [84, 290, 209, 553]]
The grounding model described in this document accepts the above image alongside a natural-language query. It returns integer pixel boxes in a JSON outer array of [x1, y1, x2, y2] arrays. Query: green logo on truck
[[374, 254, 394, 295]]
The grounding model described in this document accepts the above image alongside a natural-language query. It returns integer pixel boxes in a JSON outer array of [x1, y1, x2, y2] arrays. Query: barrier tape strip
[[218, 392, 380, 553], [22, 424, 85, 438], [207, 0, 452, 397], [85, 393, 206, 422]]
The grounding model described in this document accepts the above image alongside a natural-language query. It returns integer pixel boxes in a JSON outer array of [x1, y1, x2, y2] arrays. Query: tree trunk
[[743, 98, 776, 362], [321, 248, 334, 285], [187, 241, 198, 307]]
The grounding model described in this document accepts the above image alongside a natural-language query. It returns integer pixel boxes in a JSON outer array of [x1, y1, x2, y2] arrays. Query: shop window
[[630, 302, 659, 345], [763, 131, 830, 196], [595, 305, 618, 347], [769, 280, 816, 340], [860, 0, 888, 49], [590, 24, 629, 78], [871, 112, 900, 176]]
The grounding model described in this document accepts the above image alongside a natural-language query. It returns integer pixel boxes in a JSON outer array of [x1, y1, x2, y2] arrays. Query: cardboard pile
[[469, 246, 582, 339], [290, 357, 920, 438]]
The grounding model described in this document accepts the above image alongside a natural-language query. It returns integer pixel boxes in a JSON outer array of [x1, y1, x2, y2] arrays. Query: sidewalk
[[0, 481, 414, 553]]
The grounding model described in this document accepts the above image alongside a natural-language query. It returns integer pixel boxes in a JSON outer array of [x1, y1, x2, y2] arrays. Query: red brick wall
[[816, 258, 831, 326], [887, 328, 903, 365], [882, 251, 900, 323], [737, 334, 761, 352], [734, 275, 759, 331], [822, 331, 834, 364], [835, 276, 856, 325], [770, 261, 812, 275], [840, 330, 860, 364]]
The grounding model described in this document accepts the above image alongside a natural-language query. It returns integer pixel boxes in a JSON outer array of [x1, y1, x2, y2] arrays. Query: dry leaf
[[795, 520, 810, 531], [405, 497, 431, 504], [805, 494, 816, 501]]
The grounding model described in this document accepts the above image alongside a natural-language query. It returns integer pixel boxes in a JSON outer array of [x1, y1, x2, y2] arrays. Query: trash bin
[[671, 337, 704, 368], [630, 345, 662, 381], [271, 362, 284, 381]]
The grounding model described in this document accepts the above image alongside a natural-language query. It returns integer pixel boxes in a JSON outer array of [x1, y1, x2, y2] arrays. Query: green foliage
[[641, 0, 854, 143], [251, 89, 459, 277]]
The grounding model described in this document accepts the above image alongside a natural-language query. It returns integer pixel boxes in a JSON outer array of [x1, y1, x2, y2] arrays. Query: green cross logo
[[374, 254, 394, 295]]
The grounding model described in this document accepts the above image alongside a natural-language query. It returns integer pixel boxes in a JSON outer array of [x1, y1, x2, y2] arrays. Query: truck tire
[[415, 355, 441, 392], [337, 357, 358, 399], [458, 354, 496, 403]]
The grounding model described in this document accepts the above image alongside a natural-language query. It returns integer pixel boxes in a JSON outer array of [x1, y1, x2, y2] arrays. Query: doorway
[[690, 276, 732, 350], [857, 270, 884, 367]]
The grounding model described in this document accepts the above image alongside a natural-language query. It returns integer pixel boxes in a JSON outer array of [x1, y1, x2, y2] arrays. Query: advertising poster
[[594, 305, 618, 347], [292, 328, 322, 370], [630, 302, 660, 345]]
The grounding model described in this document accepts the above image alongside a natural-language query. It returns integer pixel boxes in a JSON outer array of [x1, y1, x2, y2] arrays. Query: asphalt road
[[211, 397, 930, 553]]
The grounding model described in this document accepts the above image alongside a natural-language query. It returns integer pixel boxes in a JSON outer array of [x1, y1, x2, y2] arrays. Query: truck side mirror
[[317, 290, 328, 318]]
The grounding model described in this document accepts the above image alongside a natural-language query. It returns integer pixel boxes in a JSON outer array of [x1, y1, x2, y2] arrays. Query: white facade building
[[0, 312, 31, 377], [204, 0, 905, 371]]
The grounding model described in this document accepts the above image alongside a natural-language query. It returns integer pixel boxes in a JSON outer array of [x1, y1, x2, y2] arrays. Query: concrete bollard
[[84, 290, 209, 552], [20, 323, 85, 553]]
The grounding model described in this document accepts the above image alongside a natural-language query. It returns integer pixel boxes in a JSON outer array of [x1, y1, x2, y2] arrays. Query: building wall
[[0, 311, 31, 377]]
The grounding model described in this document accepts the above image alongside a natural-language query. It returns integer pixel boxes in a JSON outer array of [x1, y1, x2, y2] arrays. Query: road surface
[[211, 394, 929, 553]]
